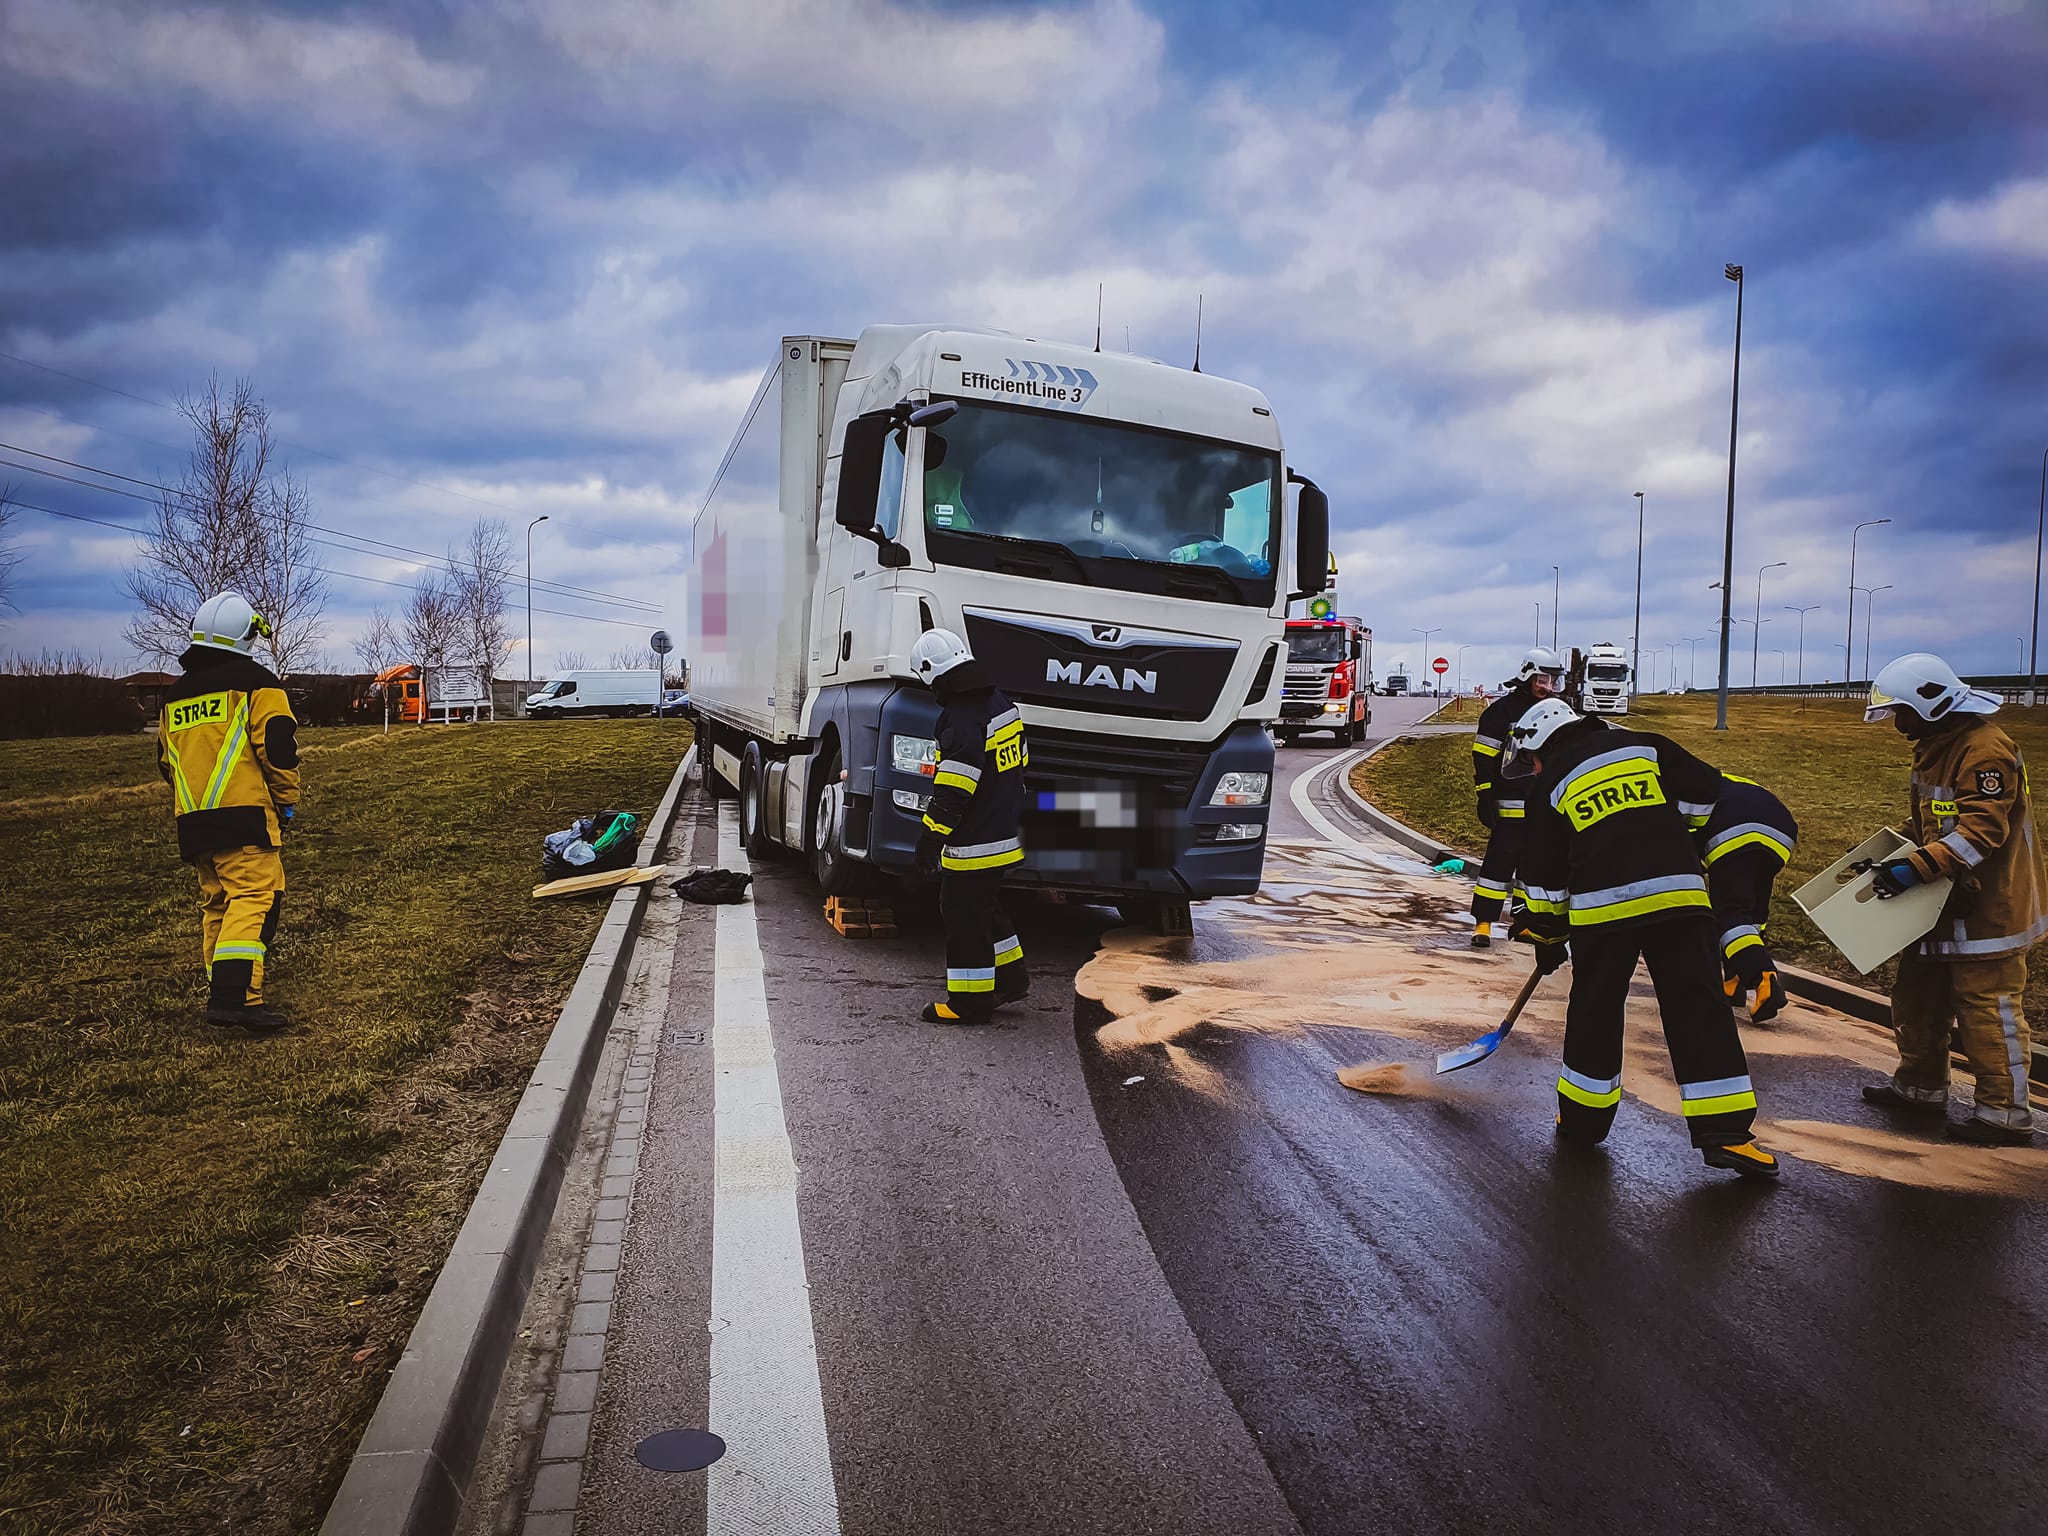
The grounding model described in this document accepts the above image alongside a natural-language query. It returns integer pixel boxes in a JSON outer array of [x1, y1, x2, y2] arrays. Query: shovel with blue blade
[[1435, 964, 1545, 1075]]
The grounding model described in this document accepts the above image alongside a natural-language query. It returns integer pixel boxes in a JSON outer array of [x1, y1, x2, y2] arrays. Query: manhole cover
[[634, 1428, 727, 1472]]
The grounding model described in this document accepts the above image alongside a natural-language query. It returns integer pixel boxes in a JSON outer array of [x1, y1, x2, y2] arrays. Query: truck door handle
[[841, 631, 852, 662]]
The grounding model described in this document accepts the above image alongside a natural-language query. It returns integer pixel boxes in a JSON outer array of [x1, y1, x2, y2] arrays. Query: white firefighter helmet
[[189, 591, 271, 656], [909, 626, 974, 684], [1502, 696, 1581, 778], [1865, 652, 1999, 724], [1517, 646, 1565, 682]]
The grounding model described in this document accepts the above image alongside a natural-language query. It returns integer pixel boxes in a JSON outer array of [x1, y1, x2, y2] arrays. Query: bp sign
[[1308, 597, 1333, 620]]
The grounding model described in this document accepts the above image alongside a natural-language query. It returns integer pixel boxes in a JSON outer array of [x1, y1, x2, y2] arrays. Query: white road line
[[708, 802, 842, 1535], [1287, 747, 1369, 850], [1286, 748, 1440, 876]]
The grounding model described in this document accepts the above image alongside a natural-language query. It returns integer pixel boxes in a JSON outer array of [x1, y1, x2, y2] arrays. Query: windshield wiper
[[967, 534, 1095, 585], [1157, 562, 1244, 600]]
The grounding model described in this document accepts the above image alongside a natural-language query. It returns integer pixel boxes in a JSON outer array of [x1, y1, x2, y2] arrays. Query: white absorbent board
[[1791, 827, 1951, 974]]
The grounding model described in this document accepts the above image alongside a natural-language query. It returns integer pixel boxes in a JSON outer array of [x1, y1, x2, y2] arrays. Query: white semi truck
[[683, 327, 1330, 929], [1581, 642, 1633, 714]]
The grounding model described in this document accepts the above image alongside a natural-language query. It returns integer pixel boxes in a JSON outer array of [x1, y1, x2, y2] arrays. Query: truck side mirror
[[834, 409, 913, 567], [835, 411, 892, 532], [1292, 479, 1330, 602]]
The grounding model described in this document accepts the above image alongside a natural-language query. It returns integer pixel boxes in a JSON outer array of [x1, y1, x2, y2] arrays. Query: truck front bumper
[[866, 690, 1274, 898]]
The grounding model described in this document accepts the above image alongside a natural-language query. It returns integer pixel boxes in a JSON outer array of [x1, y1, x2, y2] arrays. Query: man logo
[[1092, 624, 1122, 644], [1047, 659, 1158, 694]]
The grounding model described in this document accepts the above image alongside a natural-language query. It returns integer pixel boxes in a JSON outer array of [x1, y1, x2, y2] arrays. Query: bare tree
[[353, 606, 401, 673], [0, 486, 23, 615], [121, 375, 329, 674], [451, 517, 516, 682], [2, 646, 107, 676], [555, 649, 593, 670], [244, 469, 329, 675], [605, 647, 656, 669], [402, 571, 462, 672]]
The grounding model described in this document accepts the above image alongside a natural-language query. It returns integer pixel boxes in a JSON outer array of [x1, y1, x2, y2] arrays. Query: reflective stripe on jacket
[[158, 650, 300, 862], [1902, 717, 2047, 959], [1471, 683, 1537, 814]]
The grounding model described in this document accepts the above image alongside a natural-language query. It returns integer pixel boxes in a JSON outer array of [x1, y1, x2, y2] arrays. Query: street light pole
[[1456, 643, 1472, 697], [526, 514, 549, 694], [1551, 566, 1560, 651], [1846, 517, 1889, 687], [1631, 491, 1645, 691], [1534, 601, 1541, 645], [1752, 560, 1785, 688], [1861, 584, 1892, 683], [1414, 627, 1441, 696], [2032, 447, 2046, 706], [1784, 604, 1821, 687], [1716, 262, 1744, 730]]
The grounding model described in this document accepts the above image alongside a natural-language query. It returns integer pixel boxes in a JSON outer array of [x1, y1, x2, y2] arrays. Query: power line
[[0, 347, 575, 520], [7, 498, 662, 632], [0, 446, 662, 614]]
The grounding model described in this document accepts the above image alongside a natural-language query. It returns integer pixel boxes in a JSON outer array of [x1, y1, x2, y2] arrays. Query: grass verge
[[0, 719, 687, 1534], [1352, 694, 2048, 1022]]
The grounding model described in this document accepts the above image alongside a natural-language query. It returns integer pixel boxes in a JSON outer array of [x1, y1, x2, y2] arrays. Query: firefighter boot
[[206, 960, 289, 1032], [1945, 1117, 2037, 1147], [919, 1001, 992, 1026], [1472, 921, 1493, 951], [1701, 1140, 1781, 1178]]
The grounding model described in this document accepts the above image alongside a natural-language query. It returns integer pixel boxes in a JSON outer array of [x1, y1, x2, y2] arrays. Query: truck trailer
[[683, 327, 1330, 929]]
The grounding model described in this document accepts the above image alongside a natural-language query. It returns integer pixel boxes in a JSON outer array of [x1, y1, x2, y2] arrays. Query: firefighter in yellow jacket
[[1861, 653, 2043, 1145], [157, 592, 300, 1032]]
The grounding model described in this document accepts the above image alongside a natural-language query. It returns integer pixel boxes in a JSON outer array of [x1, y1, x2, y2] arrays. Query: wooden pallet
[[823, 895, 897, 938]]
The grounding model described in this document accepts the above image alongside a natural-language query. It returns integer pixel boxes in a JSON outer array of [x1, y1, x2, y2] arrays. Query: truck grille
[[1283, 666, 1328, 700]]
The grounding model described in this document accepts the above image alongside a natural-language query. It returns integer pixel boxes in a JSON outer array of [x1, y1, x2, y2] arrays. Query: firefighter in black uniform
[[910, 628, 1030, 1024], [1505, 698, 1779, 1177], [1469, 647, 1566, 948], [1694, 775, 1799, 1024]]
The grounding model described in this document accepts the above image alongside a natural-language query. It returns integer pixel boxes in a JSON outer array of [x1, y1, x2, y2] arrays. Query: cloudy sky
[[2, 0, 2044, 690]]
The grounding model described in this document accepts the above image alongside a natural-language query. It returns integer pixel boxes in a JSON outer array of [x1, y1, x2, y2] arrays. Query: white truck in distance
[[1581, 643, 1632, 714], [683, 327, 1331, 929], [525, 670, 662, 719]]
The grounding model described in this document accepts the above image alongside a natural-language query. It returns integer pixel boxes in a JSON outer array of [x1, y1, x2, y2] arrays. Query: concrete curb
[[1339, 735, 1461, 865], [1339, 739, 2047, 1083], [320, 742, 698, 1536]]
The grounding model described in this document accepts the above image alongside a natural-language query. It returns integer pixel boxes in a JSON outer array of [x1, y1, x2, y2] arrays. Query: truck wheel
[[739, 742, 777, 859], [808, 749, 868, 897], [1349, 712, 1366, 745]]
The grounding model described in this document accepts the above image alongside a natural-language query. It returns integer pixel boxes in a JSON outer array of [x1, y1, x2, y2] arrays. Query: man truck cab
[[1278, 616, 1371, 744], [683, 326, 1331, 931], [1581, 642, 1633, 715]]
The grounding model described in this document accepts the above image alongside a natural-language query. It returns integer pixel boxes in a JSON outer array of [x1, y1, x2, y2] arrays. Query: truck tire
[[739, 742, 776, 859], [702, 728, 733, 800], [808, 748, 868, 897], [1349, 711, 1366, 745]]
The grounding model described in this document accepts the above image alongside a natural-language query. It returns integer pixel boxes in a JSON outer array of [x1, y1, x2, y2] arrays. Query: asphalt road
[[475, 697, 2048, 1536]]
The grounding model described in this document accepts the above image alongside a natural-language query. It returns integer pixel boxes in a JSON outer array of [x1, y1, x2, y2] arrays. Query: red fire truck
[[1276, 616, 1371, 745]]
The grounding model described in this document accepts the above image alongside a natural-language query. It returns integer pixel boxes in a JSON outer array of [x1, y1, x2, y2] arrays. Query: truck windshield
[[919, 400, 1280, 606], [1587, 664, 1628, 681], [1286, 628, 1348, 663]]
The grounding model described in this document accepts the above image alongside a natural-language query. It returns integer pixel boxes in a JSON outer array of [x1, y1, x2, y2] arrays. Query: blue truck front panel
[[851, 683, 1273, 898]]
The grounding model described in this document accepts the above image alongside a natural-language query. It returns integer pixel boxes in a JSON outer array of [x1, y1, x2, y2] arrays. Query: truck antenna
[[1095, 284, 1103, 353], [1192, 294, 1204, 373]]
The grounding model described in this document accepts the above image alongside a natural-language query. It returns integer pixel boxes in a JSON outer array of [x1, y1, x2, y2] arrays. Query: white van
[[525, 670, 662, 719]]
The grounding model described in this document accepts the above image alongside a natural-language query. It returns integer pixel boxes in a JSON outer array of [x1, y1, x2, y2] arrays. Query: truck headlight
[[1323, 701, 1345, 713], [1216, 822, 1263, 842], [1210, 771, 1270, 806], [891, 734, 938, 776], [891, 789, 931, 812]]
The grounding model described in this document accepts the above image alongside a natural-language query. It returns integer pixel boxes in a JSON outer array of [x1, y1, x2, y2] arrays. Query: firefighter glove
[[1476, 799, 1498, 831], [1534, 939, 1570, 977], [1871, 859, 1920, 899], [915, 832, 943, 877]]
